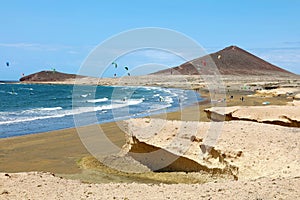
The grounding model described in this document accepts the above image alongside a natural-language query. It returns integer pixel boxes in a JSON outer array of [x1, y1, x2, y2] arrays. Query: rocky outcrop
[[204, 104, 300, 127], [121, 119, 300, 180], [253, 88, 299, 97], [127, 136, 238, 176], [122, 119, 241, 180], [295, 93, 300, 99]]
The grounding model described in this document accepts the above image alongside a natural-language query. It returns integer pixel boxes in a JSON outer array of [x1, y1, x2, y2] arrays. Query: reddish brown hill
[[19, 71, 84, 82], [152, 46, 294, 76]]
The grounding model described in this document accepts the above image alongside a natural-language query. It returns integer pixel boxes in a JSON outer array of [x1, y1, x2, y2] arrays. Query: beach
[[2, 0, 300, 198], [1, 75, 300, 199]]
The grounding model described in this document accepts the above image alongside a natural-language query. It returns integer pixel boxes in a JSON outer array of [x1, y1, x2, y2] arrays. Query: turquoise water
[[0, 83, 202, 138]]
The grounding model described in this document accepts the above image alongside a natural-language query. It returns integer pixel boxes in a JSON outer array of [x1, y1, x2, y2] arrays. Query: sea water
[[0, 83, 202, 138]]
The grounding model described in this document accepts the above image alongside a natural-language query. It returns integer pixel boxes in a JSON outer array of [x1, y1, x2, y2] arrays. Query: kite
[[112, 62, 118, 68], [6, 62, 9, 67], [124, 66, 129, 71]]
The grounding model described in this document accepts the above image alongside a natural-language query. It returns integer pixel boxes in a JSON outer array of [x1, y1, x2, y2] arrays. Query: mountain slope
[[152, 46, 294, 76], [19, 71, 84, 82]]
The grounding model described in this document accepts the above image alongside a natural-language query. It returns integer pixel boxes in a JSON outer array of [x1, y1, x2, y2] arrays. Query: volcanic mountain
[[152, 46, 294, 76], [19, 70, 84, 82]]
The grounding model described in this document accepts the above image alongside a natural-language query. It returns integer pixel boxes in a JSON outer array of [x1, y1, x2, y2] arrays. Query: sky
[[0, 0, 299, 80]]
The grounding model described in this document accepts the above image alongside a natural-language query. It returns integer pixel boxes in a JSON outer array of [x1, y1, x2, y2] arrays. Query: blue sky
[[0, 0, 299, 80]]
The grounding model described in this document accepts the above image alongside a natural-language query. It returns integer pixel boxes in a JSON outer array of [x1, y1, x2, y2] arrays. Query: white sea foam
[[0, 114, 67, 125], [94, 98, 144, 111], [20, 87, 33, 91], [87, 97, 109, 103], [113, 98, 144, 105], [164, 96, 174, 103], [19, 107, 63, 114], [0, 98, 145, 125], [7, 92, 18, 95], [39, 107, 63, 111]]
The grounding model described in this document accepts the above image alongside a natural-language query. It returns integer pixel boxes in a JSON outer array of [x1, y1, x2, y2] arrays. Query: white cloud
[[67, 50, 80, 54], [0, 43, 37, 48]]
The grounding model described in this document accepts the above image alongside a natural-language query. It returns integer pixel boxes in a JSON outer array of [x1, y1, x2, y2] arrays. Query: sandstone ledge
[[121, 119, 300, 180], [204, 104, 300, 127]]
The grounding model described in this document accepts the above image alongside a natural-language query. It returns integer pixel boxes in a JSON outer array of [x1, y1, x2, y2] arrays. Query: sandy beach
[[1, 75, 300, 199]]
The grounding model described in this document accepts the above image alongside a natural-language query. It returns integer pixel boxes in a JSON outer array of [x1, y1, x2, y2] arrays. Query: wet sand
[[0, 121, 128, 173]]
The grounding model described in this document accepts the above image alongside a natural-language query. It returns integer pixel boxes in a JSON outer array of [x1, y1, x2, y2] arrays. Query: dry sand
[[1, 172, 299, 200]]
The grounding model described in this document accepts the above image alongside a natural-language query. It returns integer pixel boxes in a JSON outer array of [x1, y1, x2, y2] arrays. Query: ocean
[[0, 83, 202, 138]]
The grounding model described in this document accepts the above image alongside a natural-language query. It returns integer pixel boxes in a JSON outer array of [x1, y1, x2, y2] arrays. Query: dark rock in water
[[19, 71, 85, 82], [152, 45, 294, 76]]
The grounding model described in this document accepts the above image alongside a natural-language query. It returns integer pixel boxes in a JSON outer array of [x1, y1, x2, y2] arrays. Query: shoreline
[[0, 87, 213, 176], [0, 85, 291, 166], [1, 75, 300, 186]]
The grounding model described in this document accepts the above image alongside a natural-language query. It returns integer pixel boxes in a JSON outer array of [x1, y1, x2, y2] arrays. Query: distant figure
[[240, 96, 244, 102], [230, 95, 233, 99], [159, 96, 164, 102]]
